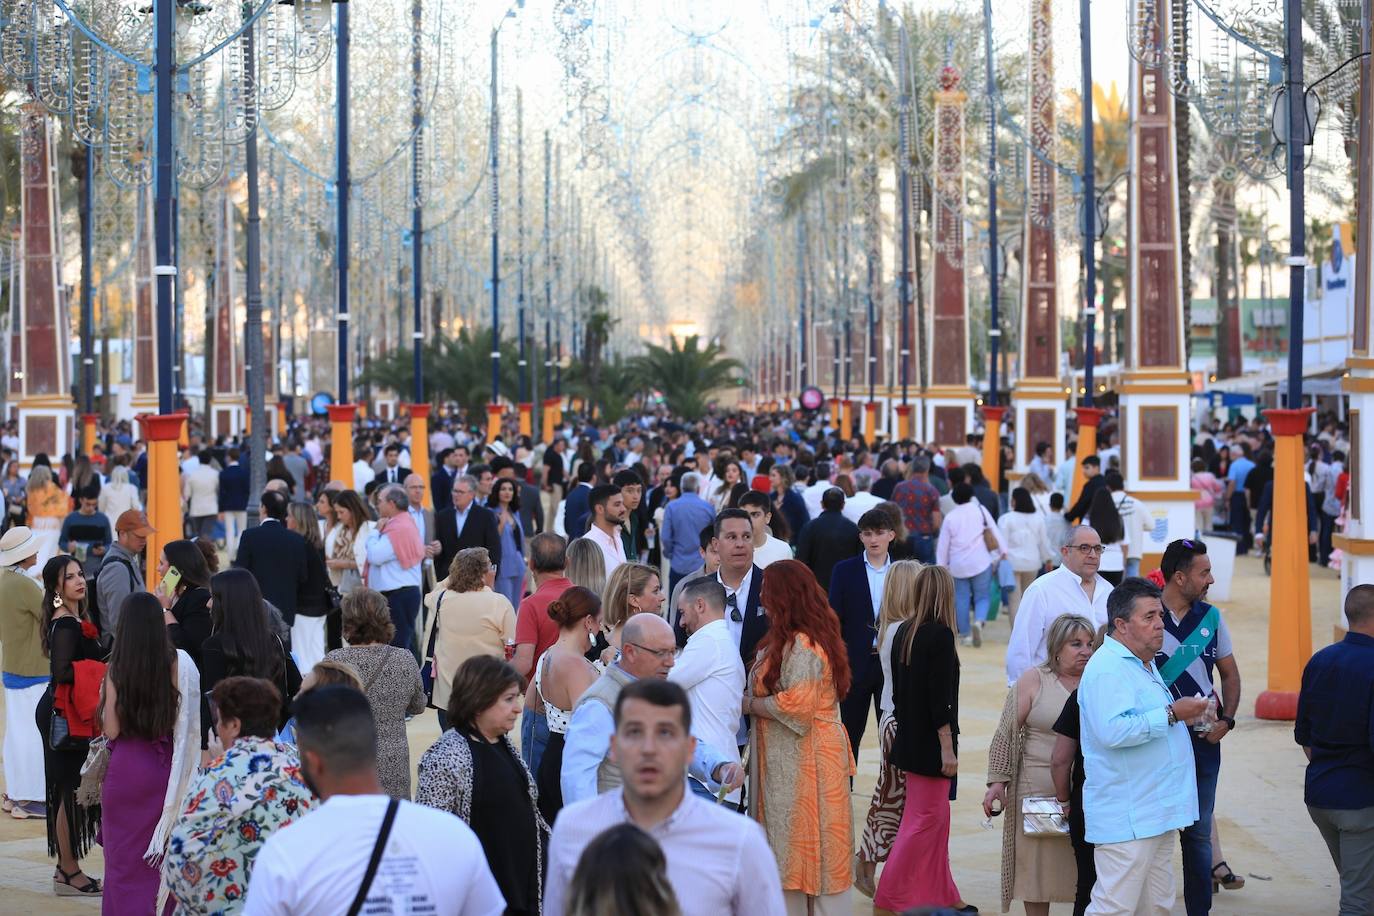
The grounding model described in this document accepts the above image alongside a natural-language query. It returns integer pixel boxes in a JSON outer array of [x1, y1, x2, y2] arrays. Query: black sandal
[[53, 866, 101, 897], [1212, 861, 1245, 891]]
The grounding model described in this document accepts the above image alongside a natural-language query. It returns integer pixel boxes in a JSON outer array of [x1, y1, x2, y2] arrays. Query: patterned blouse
[[161, 737, 315, 915]]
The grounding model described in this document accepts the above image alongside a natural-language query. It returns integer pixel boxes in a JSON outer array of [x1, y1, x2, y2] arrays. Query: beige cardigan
[[420, 581, 515, 709]]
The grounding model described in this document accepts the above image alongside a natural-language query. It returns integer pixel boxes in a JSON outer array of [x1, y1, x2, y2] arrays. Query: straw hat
[[0, 526, 40, 567]]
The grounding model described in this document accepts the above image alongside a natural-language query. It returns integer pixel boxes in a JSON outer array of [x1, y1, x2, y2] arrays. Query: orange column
[[276, 402, 288, 438], [863, 401, 878, 442], [829, 398, 841, 430], [486, 403, 503, 443], [894, 404, 913, 441], [407, 403, 432, 509], [81, 413, 98, 457], [1256, 407, 1315, 720], [328, 404, 357, 489], [519, 402, 533, 439], [177, 411, 190, 448], [982, 406, 1007, 492], [541, 397, 558, 444], [841, 400, 854, 441], [142, 414, 184, 589], [1070, 407, 1105, 508]]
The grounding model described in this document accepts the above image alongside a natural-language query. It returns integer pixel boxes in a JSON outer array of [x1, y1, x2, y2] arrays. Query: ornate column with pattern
[[923, 63, 975, 450], [1119, 0, 1193, 569], [130, 183, 159, 415], [209, 189, 245, 439], [1012, 0, 1068, 482], [14, 102, 75, 465]]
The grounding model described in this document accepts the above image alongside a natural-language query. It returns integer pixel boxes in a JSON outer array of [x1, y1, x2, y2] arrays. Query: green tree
[[632, 335, 744, 421], [566, 355, 640, 425], [358, 326, 534, 420]]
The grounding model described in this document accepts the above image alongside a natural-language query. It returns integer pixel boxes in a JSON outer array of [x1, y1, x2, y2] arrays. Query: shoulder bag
[[47, 622, 92, 753], [345, 798, 400, 916], [421, 590, 446, 703], [980, 507, 1000, 552]]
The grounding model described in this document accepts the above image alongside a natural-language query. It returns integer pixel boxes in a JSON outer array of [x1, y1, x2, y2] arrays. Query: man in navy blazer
[[563, 462, 595, 539], [673, 509, 769, 665], [828, 506, 899, 763]]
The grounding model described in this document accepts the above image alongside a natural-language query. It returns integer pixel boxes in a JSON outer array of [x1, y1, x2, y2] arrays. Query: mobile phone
[[161, 566, 182, 596]]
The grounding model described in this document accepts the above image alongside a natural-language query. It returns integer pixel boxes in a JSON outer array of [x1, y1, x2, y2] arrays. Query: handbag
[[980, 508, 1000, 552], [1022, 795, 1069, 837], [421, 591, 446, 704], [48, 705, 89, 752], [75, 736, 110, 807]]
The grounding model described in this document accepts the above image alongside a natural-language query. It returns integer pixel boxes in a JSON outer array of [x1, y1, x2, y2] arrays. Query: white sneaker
[[961, 635, 974, 647], [972, 622, 983, 647]]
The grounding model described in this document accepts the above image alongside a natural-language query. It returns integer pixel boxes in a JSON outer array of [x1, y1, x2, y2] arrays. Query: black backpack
[[88, 553, 137, 637]]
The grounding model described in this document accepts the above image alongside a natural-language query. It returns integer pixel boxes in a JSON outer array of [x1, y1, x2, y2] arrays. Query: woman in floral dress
[[162, 677, 314, 914]]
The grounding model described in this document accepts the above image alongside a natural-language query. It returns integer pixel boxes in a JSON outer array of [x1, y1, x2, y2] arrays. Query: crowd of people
[[0, 403, 1365, 915]]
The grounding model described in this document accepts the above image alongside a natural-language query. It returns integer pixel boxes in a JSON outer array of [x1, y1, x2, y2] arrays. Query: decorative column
[[981, 405, 1006, 490], [894, 404, 913, 441], [81, 414, 98, 457], [1118, 0, 1194, 570], [209, 190, 245, 439], [130, 183, 159, 415], [407, 403, 432, 509], [1256, 408, 1314, 720], [1012, 0, 1068, 480], [328, 404, 356, 488], [841, 400, 854, 441], [829, 397, 841, 431], [1334, 24, 1372, 642], [542, 396, 558, 443], [924, 63, 976, 450], [486, 403, 503, 443], [14, 103, 75, 465], [519, 401, 534, 438], [863, 401, 878, 442], [276, 401, 288, 439], [142, 413, 183, 587], [1069, 406, 1105, 506]]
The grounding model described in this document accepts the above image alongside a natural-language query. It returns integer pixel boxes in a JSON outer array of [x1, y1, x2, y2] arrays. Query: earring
[[52, 594, 63, 609]]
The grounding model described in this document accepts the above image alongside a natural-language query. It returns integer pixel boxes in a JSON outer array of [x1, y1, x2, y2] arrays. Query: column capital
[[327, 403, 358, 424], [1262, 407, 1315, 437], [140, 413, 186, 442], [405, 403, 431, 420], [893, 405, 913, 416], [981, 405, 1008, 423], [80, 413, 100, 424], [1074, 406, 1107, 429]]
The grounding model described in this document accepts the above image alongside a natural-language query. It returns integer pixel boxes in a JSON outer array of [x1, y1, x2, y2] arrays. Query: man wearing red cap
[[95, 509, 152, 636]]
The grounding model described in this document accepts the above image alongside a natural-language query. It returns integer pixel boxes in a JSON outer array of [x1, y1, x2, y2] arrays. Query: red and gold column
[[328, 404, 357, 489], [541, 397, 558, 444], [407, 403, 432, 509], [15, 102, 75, 464], [81, 414, 98, 458], [894, 404, 913, 441], [863, 401, 878, 443], [142, 413, 184, 588], [981, 406, 1007, 492], [923, 63, 976, 450], [486, 403, 503, 443], [519, 402, 534, 439], [840, 400, 854, 442], [1256, 408, 1314, 720]]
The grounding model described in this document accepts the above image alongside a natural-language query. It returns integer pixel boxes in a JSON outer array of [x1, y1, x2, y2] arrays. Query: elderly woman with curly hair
[[416, 655, 548, 916], [324, 588, 426, 799]]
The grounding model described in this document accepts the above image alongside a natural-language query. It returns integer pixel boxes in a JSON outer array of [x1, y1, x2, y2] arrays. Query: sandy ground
[[0, 553, 1346, 914]]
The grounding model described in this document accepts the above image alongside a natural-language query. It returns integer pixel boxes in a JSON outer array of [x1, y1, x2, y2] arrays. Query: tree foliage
[[631, 335, 744, 421]]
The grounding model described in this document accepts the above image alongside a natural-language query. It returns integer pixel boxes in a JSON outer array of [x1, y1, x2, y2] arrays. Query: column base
[[1254, 690, 1299, 721]]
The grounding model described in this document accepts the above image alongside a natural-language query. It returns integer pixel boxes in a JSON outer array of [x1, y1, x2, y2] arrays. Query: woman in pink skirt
[[876, 564, 977, 914]]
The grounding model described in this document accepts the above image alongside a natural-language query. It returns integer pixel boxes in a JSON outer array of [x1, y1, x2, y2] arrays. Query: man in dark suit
[[430, 448, 458, 503], [563, 462, 595, 539], [435, 473, 501, 578], [233, 488, 308, 625], [828, 506, 899, 762], [795, 487, 862, 592], [217, 447, 250, 558], [678, 509, 768, 665], [512, 462, 544, 538], [373, 442, 412, 487]]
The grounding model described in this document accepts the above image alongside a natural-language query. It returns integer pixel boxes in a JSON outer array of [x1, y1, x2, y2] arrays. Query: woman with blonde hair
[[323, 489, 371, 593], [565, 536, 607, 594], [855, 559, 924, 896], [26, 464, 67, 568], [1021, 471, 1054, 517], [420, 547, 515, 729], [565, 824, 682, 916], [982, 613, 1095, 915], [97, 465, 141, 520], [876, 564, 975, 913], [598, 562, 664, 664]]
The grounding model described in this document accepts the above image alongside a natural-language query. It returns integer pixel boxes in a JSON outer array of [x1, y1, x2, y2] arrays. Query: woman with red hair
[[743, 558, 856, 914]]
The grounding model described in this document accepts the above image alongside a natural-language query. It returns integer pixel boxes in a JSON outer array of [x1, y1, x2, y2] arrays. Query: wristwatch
[[1166, 704, 1178, 727], [1219, 714, 1236, 730]]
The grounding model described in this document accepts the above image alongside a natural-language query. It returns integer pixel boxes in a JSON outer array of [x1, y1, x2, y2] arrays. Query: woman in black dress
[[35, 554, 106, 896], [415, 655, 547, 916], [155, 539, 212, 669]]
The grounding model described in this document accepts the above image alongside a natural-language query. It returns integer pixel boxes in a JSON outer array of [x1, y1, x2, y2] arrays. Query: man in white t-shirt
[[244, 687, 504, 916], [738, 490, 792, 568]]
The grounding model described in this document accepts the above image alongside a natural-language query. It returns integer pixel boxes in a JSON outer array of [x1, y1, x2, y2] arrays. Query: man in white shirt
[[581, 483, 627, 579], [1005, 524, 1112, 685], [738, 490, 792, 568], [801, 461, 834, 522], [245, 686, 504, 916], [181, 450, 220, 540], [669, 578, 747, 805], [351, 436, 375, 491], [545, 679, 784, 916], [840, 472, 884, 524]]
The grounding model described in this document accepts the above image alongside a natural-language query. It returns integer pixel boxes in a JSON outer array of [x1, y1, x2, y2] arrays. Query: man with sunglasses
[[561, 613, 743, 806], [1005, 525, 1112, 685]]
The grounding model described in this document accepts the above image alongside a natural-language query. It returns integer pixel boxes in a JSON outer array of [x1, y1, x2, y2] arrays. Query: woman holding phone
[[155, 540, 213, 670]]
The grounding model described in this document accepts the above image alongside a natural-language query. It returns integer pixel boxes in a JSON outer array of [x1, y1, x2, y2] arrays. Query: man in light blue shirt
[[561, 614, 742, 806], [1224, 443, 1257, 553], [661, 472, 718, 596], [365, 485, 425, 652], [1080, 577, 1209, 916]]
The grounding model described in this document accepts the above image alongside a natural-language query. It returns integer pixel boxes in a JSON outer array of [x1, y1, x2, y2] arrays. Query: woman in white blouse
[[996, 487, 1056, 624], [323, 489, 373, 592], [98, 465, 142, 518]]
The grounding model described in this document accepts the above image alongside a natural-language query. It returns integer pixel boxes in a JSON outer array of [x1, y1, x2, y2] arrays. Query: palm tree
[[633, 335, 744, 421], [566, 355, 640, 425], [357, 326, 534, 421]]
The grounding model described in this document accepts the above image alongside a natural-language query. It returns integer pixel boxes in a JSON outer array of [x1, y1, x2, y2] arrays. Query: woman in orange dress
[[744, 558, 855, 916], [26, 463, 69, 569]]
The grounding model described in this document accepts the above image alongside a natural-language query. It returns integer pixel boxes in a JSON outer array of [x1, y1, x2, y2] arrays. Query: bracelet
[[1166, 704, 1177, 727]]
